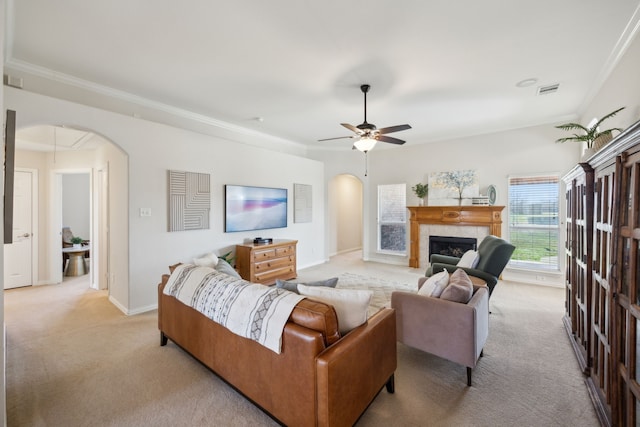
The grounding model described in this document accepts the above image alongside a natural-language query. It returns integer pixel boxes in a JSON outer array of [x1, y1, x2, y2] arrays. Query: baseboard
[[297, 259, 329, 271], [108, 295, 158, 315], [128, 304, 158, 315], [502, 268, 563, 287]]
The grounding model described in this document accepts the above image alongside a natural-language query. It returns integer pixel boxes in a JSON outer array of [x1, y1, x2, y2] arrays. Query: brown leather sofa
[[158, 269, 397, 427]]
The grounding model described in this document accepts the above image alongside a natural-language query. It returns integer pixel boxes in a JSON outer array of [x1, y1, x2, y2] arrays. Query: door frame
[[50, 168, 94, 286], [96, 163, 109, 291]]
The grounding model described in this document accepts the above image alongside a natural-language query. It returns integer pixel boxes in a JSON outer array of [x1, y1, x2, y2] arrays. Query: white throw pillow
[[193, 252, 219, 268], [298, 285, 373, 334], [457, 250, 480, 268], [418, 270, 449, 297]]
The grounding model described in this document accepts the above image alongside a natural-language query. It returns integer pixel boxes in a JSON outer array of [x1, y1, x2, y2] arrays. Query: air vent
[[537, 83, 559, 95]]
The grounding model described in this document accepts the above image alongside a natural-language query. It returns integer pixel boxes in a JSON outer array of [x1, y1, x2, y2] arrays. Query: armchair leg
[[385, 374, 395, 393], [466, 367, 472, 386]]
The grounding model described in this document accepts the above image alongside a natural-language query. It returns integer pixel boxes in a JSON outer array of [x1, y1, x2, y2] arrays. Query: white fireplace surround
[[419, 225, 489, 270]]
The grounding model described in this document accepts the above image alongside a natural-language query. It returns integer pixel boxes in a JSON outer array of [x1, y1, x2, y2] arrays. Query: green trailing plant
[[70, 236, 84, 245], [412, 183, 428, 199], [219, 250, 235, 266], [555, 107, 625, 149]]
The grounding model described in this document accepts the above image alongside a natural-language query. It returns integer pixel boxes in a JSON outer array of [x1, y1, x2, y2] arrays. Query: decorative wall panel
[[168, 170, 210, 231], [294, 183, 312, 223]]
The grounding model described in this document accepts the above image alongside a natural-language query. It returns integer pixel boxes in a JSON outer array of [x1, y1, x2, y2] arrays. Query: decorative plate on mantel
[[487, 185, 497, 205]]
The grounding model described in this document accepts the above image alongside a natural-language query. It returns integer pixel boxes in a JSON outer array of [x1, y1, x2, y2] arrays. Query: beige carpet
[[5, 259, 599, 426]]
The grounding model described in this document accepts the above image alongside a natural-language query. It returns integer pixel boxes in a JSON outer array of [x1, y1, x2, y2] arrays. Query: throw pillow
[[297, 284, 373, 334], [417, 270, 449, 297], [275, 277, 339, 294], [214, 258, 241, 279], [193, 252, 219, 268], [457, 250, 480, 268], [440, 268, 474, 303]]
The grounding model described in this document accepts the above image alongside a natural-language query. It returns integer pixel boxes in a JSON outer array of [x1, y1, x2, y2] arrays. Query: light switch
[[140, 208, 151, 217]]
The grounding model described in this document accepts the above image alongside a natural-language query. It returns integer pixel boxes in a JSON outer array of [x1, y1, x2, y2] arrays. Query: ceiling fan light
[[354, 136, 377, 152]]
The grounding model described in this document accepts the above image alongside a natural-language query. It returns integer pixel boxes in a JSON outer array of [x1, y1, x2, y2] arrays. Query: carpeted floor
[[4, 254, 599, 426]]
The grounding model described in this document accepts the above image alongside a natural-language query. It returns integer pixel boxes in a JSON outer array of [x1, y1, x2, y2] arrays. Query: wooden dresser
[[235, 239, 297, 285]]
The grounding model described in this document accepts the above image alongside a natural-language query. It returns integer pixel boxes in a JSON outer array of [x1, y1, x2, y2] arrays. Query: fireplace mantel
[[407, 205, 505, 268]]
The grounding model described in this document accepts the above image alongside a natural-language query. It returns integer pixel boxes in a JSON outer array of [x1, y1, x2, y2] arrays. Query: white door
[[4, 170, 35, 289]]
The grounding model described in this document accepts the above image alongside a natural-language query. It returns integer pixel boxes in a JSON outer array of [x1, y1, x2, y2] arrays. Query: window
[[508, 175, 560, 270], [378, 184, 406, 254]]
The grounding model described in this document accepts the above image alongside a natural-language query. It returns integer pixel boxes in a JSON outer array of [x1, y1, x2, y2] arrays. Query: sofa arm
[[315, 308, 397, 427], [430, 254, 460, 265], [430, 264, 498, 289]]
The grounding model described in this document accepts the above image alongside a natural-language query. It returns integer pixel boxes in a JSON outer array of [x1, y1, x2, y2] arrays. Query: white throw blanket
[[163, 264, 304, 353]]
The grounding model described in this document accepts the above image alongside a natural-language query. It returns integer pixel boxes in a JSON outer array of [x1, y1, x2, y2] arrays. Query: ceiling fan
[[319, 84, 412, 152]]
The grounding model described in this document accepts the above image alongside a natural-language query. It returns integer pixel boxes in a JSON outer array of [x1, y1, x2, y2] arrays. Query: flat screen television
[[225, 185, 288, 232]]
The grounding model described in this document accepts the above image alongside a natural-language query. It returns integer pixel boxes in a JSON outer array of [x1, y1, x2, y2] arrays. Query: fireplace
[[407, 206, 504, 268], [429, 236, 477, 259]]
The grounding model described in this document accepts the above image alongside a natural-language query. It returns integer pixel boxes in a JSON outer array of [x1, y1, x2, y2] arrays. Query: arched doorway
[[328, 174, 363, 256], [3, 124, 126, 295]]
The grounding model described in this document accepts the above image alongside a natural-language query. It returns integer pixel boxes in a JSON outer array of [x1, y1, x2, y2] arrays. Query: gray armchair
[[425, 235, 515, 296], [391, 282, 489, 386]]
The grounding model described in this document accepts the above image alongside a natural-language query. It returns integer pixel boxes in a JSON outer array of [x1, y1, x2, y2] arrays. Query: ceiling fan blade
[[377, 135, 406, 145], [318, 135, 354, 142], [377, 124, 412, 134], [341, 123, 362, 134]]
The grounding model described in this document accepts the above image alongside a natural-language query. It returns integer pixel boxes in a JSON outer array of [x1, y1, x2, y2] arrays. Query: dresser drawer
[[255, 256, 294, 272], [253, 248, 277, 261], [254, 266, 296, 284], [275, 245, 295, 257]]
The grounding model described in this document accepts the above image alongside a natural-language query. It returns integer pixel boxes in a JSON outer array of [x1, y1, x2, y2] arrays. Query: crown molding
[[578, 3, 640, 114], [4, 57, 305, 150]]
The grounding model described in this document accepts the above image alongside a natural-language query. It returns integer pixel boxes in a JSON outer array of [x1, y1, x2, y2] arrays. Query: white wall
[[5, 88, 326, 314], [311, 123, 581, 282], [311, 31, 640, 284], [580, 25, 640, 135], [62, 173, 90, 239]]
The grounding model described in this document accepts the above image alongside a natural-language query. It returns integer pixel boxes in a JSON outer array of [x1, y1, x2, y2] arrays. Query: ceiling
[[4, 1, 640, 151]]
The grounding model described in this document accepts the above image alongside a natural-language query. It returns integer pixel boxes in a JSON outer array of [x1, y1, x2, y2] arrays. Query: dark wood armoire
[[563, 119, 640, 426]]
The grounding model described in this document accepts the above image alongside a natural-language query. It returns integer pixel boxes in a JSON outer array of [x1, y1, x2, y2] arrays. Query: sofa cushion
[[440, 268, 474, 303], [193, 252, 219, 268], [298, 285, 373, 334], [215, 258, 241, 279], [457, 250, 480, 268], [418, 270, 449, 297], [275, 277, 338, 294]]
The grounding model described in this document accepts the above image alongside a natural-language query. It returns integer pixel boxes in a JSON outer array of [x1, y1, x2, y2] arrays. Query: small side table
[[62, 246, 90, 276]]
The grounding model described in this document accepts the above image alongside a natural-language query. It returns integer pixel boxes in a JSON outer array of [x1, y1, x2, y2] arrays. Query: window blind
[[378, 184, 406, 253], [508, 175, 560, 270]]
